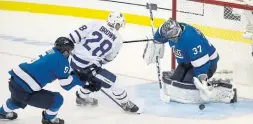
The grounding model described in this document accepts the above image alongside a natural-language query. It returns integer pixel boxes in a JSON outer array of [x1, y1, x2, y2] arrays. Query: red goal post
[[170, 0, 253, 70]]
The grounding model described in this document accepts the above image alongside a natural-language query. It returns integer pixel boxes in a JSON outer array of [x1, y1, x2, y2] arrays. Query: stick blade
[[160, 89, 171, 103]]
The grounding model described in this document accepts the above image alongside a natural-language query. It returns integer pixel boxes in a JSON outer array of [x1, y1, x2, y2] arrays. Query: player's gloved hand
[[71, 66, 100, 82], [143, 34, 164, 65], [70, 70, 81, 79], [85, 81, 101, 92], [193, 74, 210, 89], [193, 74, 212, 101], [70, 70, 91, 82]]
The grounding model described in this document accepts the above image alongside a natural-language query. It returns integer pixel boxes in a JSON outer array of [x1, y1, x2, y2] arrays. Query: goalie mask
[[159, 19, 182, 43], [107, 11, 126, 31]]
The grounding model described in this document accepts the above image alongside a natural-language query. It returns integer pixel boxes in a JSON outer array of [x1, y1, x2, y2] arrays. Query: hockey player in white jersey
[[67, 11, 139, 113]]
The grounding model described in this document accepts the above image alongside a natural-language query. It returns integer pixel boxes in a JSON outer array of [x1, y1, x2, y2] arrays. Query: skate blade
[[76, 103, 99, 107], [134, 99, 145, 114]]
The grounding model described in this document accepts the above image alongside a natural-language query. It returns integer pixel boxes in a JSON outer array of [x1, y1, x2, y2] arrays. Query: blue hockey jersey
[[9, 48, 83, 93], [154, 23, 219, 77]]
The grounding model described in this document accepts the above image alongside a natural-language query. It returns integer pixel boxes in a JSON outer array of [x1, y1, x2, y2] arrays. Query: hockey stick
[[146, 1, 170, 103], [123, 39, 153, 43], [100, 89, 125, 111], [123, 37, 168, 43]]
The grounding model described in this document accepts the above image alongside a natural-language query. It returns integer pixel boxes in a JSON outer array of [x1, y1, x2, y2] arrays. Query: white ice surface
[[1, 10, 253, 124]]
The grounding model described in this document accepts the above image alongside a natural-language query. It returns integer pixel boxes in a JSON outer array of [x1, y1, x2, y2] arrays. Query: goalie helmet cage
[[170, 0, 253, 70]]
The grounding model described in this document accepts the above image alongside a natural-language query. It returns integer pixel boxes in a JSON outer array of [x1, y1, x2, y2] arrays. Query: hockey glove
[[193, 74, 212, 102], [70, 70, 92, 82], [85, 81, 102, 92], [193, 74, 209, 90], [70, 70, 81, 79], [143, 36, 164, 65], [71, 66, 100, 82]]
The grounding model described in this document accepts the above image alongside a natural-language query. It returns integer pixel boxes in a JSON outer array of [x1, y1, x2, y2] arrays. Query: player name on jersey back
[[99, 26, 117, 41]]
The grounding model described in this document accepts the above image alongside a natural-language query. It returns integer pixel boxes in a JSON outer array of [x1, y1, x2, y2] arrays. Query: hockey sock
[[78, 87, 91, 99], [43, 93, 63, 120], [44, 109, 58, 120], [111, 84, 129, 104], [0, 98, 19, 115]]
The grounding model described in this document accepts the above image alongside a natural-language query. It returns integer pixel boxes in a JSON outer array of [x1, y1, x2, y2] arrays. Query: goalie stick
[[146, 1, 171, 103]]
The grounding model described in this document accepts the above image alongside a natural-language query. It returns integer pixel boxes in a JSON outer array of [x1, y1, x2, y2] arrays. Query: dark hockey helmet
[[159, 18, 182, 43], [54, 37, 74, 56]]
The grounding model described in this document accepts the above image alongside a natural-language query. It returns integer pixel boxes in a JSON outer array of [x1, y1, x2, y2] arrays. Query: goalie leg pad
[[162, 78, 203, 104], [209, 79, 237, 103], [163, 78, 237, 104], [162, 72, 237, 104], [163, 76, 197, 90], [162, 72, 203, 103]]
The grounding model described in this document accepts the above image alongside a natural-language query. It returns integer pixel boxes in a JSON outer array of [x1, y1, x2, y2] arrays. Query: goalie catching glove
[[143, 36, 165, 64]]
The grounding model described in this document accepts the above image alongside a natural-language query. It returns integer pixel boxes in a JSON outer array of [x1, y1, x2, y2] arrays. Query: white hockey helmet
[[107, 11, 126, 30]]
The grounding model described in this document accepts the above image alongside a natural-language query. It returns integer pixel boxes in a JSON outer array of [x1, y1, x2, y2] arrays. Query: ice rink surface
[[1, 10, 253, 124]]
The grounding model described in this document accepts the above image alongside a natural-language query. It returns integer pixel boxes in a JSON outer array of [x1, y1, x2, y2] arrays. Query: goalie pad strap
[[163, 73, 233, 90], [162, 75, 197, 90], [212, 82, 233, 89]]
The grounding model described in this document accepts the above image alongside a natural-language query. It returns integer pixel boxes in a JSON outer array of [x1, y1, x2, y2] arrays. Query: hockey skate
[[76, 91, 98, 106], [121, 101, 139, 113], [0, 112, 18, 120], [42, 111, 64, 124]]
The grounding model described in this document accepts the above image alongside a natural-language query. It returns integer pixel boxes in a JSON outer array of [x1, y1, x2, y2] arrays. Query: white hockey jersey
[[67, 21, 123, 70]]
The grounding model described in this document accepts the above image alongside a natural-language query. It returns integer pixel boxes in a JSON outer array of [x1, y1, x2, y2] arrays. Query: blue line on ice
[[0, 34, 53, 46]]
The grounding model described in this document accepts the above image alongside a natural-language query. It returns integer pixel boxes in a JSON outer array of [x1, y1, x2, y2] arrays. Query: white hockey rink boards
[[1, 10, 253, 124]]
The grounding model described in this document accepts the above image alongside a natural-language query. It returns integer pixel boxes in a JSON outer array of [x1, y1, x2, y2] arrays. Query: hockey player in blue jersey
[[0, 37, 101, 124], [143, 18, 237, 104]]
